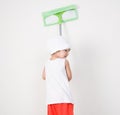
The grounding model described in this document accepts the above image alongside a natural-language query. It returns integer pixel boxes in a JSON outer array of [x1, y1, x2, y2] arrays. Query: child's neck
[[50, 55, 58, 60]]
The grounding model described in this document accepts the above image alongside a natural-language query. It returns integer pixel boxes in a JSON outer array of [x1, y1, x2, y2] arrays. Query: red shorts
[[48, 103, 74, 115]]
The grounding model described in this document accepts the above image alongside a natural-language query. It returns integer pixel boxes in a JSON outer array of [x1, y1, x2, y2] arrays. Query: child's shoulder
[[58, 58, 66, 61]]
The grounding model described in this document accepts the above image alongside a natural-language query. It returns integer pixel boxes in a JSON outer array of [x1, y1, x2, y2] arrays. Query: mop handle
[[59, 24, 62, 36]]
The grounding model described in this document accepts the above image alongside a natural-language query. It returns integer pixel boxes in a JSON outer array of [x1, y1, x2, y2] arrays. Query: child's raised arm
[[65, 59, 72, 81]]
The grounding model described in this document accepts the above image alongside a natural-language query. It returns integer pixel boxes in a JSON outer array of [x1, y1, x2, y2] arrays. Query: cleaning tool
[[42, 4, 79, 36]]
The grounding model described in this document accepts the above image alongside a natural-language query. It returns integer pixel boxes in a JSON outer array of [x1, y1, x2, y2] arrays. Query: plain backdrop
[[0, 0, 120, 115]]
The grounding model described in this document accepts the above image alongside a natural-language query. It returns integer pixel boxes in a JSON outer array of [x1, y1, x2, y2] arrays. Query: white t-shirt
[[44, 58, 74, 104]]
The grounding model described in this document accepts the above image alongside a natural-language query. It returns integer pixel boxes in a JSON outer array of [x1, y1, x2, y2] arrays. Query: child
[[42, 36, 74, 115]]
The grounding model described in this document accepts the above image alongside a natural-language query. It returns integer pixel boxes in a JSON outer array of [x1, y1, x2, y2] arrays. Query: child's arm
[[42, 67, 46, 80], [65, 59, 72, 81]]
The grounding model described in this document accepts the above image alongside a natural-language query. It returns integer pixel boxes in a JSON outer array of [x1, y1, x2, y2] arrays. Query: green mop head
[[42, 4, 79, 26]]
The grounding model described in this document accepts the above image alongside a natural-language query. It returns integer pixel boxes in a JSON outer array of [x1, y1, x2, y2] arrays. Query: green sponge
[[42, 5, 79, 26]]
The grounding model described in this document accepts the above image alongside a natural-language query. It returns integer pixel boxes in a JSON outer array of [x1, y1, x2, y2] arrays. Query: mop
[[42, 4, 79, 36]]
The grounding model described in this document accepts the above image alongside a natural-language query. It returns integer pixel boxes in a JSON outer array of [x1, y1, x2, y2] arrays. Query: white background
[[0, 0, 120, 115]]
